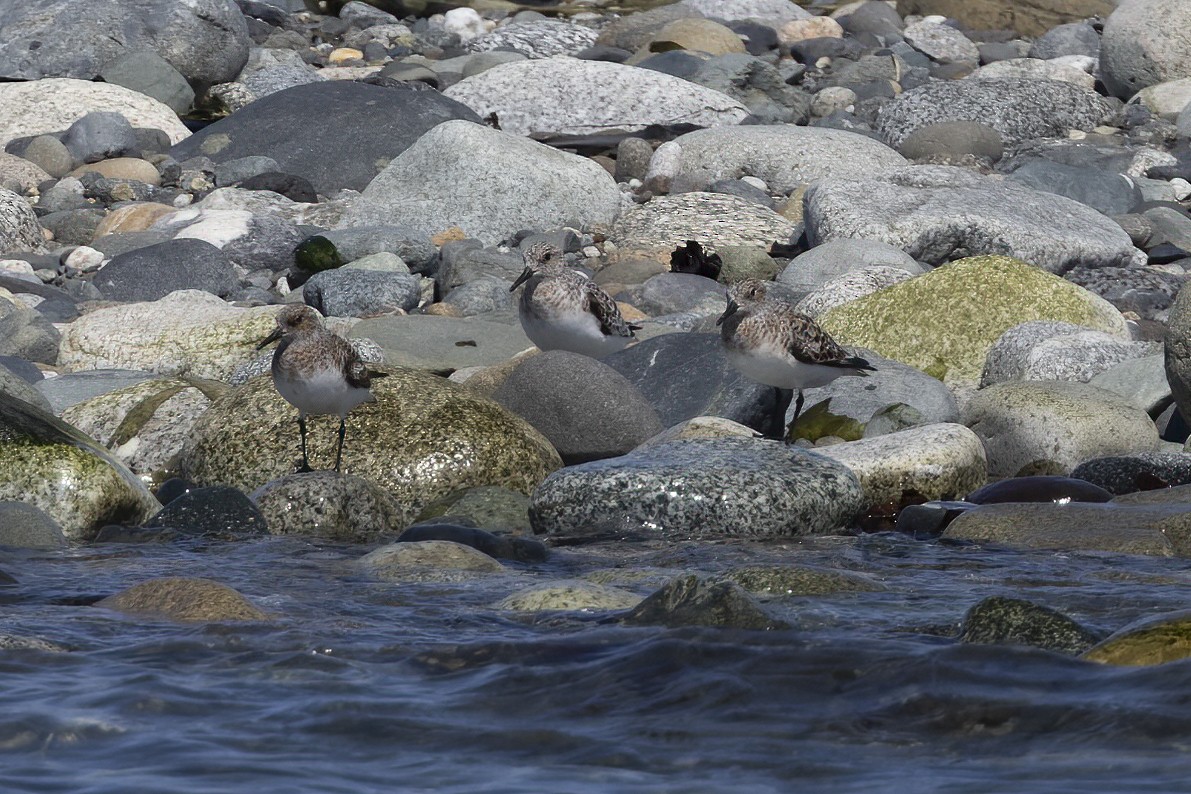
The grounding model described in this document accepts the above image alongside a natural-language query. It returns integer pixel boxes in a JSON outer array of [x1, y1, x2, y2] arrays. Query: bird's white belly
[[726, 349, 849, 390], [520, 310, 630, 359], [275, 368, 372, 418]]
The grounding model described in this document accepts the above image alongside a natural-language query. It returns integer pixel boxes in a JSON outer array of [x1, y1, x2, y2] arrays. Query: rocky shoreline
[[2, 0, 1191, 667]]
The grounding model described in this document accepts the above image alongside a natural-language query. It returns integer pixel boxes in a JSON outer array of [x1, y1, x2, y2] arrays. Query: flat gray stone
[[350, 314, 534, 372], [778, 238, 925, 297], [34, 369, 157, 415], [529, 437, 865, 537]]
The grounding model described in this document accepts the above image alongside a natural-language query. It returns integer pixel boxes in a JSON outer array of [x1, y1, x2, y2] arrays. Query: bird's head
[[510, 241, 564, 292], [257, 304, 323, 349], [717, 278, 769, 326]]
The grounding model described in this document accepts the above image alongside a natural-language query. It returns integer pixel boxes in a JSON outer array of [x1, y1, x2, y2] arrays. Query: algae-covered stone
[[252, 471, 404, 542], [960, 596, 1102, 655], [819, 256, 1129, 386], [0, 389, 159, 540], [180, 367, 561, 519], [717, 565, 885, 596], [361, 539, 506, 582], [61, 376, 227, 477], [57, 290, 282, 381], [495, 580, 643, 612], [941, 501, 1177, 556], [97, 577, 269, 622], [964, 381, 1159, 478], [1083, 610, 1191, 666], [415, 485, 531, 534], [814, 422, 987, 509]]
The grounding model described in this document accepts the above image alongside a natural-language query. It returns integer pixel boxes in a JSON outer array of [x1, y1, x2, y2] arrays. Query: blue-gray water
[[4, 533, 1191, 793]]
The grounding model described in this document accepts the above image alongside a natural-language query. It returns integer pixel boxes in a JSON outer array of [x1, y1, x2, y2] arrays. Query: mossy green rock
[[179, 367, 561, 522], [97, 577, 270, 623], [819, 255, 1128, 385], [960, 596, 1102, 655], [1083, 610, 1191, 666], [0, 390, 160, 541]]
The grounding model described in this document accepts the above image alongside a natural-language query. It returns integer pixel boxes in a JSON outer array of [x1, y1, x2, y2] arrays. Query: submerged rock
[[361, 539, 506, 582], [622, 574, 788, 630], [97, 577, 269, 623], [495, 580, 642, 612], [144, 485, 268, 540], [717, 565, 884, 596], [1084, 610, 1191, 666], [959, 596, 1102, 655]]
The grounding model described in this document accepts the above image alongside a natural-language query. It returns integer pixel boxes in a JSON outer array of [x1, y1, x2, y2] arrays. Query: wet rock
[[361, 539, 505, 582], [966, 475, 1113, 504], [349, 315, 533, 372], [622, 574, 788, 630], [143, 485, 267, 540], [348, 120, 621, 246], [0, 501, 67, 549], [960, 596, 1102, 655], [443, 59, 748, 138], [806, 166, 1143, 273], [493, 351, 663, 465], [397, 523, 547, 563], [0, 389, 159, 541], [180, 367, 561, 521], [610, 192, 798, 259], [815, 423, 988, 509], [0, 79, 190, 150], [61, 376, 224, 478], [251, 472, 402, 542], [495, 580, 641, 612], [1100, 0, 1191, 100], [58, 291, 280, 381], [0, 634, 67, 652], [894, 500, 975, 538], [819, 255, 1129, 387], [717, 565, 884, 596], [171, 81, 479, 195], [97, 577, 269, 622], [414, 485, 532, 535], [1070, 452, 1191, 495], [964, 381, 1159, 478], [530, 437, 864, 538], [941, 501, 1177, 556], [1084, 610, 1191, 666], [666, 123, 905, 195]]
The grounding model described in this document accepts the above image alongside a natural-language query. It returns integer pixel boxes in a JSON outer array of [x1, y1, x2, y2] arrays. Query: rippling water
[[4, 533, 1191, 793]]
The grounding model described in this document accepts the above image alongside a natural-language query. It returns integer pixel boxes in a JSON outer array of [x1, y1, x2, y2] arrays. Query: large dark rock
[[143, 485, 268, 540], [603, 332, 787, 437], [169, 81, 481, 195], [92, 238, 238, 302], [959, 596, 1102, 655], [1006, 160, 1142, 217], [0, 0, 250, 91]]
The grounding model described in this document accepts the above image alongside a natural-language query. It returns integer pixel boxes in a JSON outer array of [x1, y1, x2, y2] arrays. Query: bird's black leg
[[334, 418, 346, 473], [297, 415, 313, 473], [784, 390, 805, 444]]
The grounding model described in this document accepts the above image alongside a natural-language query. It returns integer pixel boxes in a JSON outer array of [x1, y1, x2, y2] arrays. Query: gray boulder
[[348, 120, 621, 246], [1006, 160, 1142, 217], [778, 238, 925, 297], [303, 269, 421, 318], [0, 293, 59, 365], [0, 0, 250, 91], [804, 165, 1145, 272], [0, 188, 47, 254], [1100, 0, 1191, 99], [93, 238, 238, 302], [981, 320, 1159, 386], [98, 50, 195, 115], [530, 437, 865, 537]]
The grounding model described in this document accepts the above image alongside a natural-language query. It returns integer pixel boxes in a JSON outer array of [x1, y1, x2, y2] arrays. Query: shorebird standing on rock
[[257, 304, 384, 472], [717, 278, 875, 441], [510, 241, 640, 359]]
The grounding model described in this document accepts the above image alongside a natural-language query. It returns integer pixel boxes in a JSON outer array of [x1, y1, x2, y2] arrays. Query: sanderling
[[257, 304, 384, 472], [717, 278, 875, 439], [509, 241, 640, 359]]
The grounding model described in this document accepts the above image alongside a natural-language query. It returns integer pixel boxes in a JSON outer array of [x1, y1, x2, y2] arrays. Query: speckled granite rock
[[495, 580, 643, 612], [815, 423, 987, 509], [0, 188, 48, 254], [716, 565, 884, 596], [805, 166, 1144, 272], [251, 471, 404, 541], [941, 501, 1177, 556], [1084, 610, 1191, 666], [143, 485, 267, 540], [0, 79, 191, 149], [876, 78, 1112, 149], [0, 389, 159, 541], [981, 321, 1159, 387], [465, 19, 598, 59], [58, 291, 281, 381], [529, 437, 864, 537], [819, 256, 1130, 387], [1099, 0, 1191, 100], [777, 238, 926, 296], [794, 266, 917, 318], [963, 381, 1159, 478], [360, 539, 506, 583], [97, 577, 269, 622], [610, 192, 798, 259], [444, 58, 749, 138], [1070, 452, 1191, 495], [61, 377, 227, 478], [665, 125, 906, 195], [796, 352, 960, 431], [180, 367, 561, 518], [959, 596, 1102, 655], [0, 501, 67, 549]]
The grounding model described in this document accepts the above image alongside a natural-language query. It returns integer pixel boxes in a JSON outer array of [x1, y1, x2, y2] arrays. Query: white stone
[[443, 7, 487, 42], [65, 246, 105, 273]]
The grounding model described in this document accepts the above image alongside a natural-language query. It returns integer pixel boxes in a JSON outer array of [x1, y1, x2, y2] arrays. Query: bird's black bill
[[510, 266, 534, 292], [716, 300, 739, 327], [256, 327, 283, 350]]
